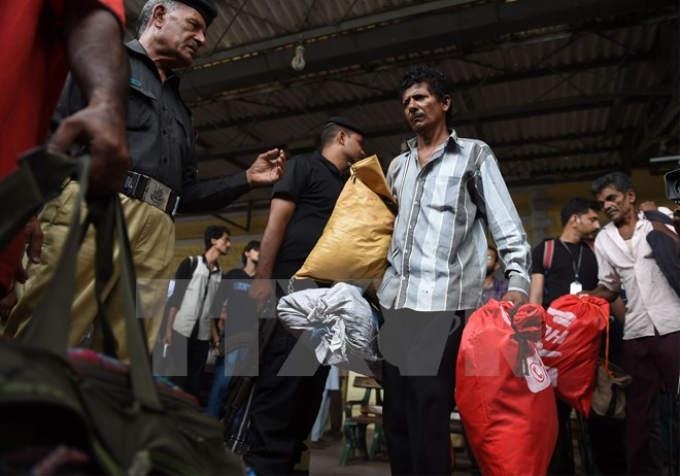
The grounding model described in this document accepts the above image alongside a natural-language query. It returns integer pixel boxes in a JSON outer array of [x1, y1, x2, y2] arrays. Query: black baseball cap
[[178, 0, 217, 27], [324, 116, 366, 137]]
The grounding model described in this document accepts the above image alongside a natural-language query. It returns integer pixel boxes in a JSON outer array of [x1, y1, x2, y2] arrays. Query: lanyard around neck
[[558, 240, 583, 281]]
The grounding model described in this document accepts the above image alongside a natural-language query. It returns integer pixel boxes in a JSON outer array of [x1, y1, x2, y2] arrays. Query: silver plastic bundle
[[277, 283, 381, 377]]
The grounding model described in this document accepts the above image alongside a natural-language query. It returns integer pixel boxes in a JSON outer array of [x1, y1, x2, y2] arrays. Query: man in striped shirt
[[377, 65, 531, 475]]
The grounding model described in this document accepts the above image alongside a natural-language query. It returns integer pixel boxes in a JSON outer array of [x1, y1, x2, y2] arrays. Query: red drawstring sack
[[456, 301, 558, 476], [539, 294, 609, 417]]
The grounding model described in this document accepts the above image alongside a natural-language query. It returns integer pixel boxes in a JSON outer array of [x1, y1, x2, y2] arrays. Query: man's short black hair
[[204, 225, 230, 250], [320, 124, 341, 148], [590, 172, 636, 198], [398, 66, 453, 122], [560, 198, 601, 227], [242, 240, 260, 265]]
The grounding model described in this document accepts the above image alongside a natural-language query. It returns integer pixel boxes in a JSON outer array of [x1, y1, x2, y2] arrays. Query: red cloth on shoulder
[[0, 0, 125, 293]]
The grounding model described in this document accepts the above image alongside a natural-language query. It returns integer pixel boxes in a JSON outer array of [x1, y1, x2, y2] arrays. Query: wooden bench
[[339, 376, 466, 466]]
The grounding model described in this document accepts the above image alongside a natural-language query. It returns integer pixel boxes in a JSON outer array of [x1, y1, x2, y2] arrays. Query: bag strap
[[16, 154, 163, 411], [543, 239, 555, 272], [507, 305, 530, 377], [586, 299, 612, 375], [81, 202, 119, 359], [86, 189, 161, 410], [542, 239, 555, 297], [602, 306, 611, 374], [113, 195, 163, 410], [23, 155, 87, 353]]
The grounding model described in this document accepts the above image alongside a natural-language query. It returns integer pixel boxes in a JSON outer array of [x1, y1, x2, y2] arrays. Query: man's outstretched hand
[[246, 149, 286, 187]]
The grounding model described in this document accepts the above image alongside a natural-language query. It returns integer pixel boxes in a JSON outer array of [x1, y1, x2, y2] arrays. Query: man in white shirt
[[583, 171, 680, 475], [163, 225, 231, 398]]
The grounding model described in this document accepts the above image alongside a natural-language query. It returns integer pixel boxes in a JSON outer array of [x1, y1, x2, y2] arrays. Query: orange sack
[[539, 294, 609, 416], [456, 300, 558, 476]]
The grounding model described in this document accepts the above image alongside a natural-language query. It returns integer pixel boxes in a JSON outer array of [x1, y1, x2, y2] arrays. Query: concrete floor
[[308, 431, 475, 476], [309, 437, 390, 476]]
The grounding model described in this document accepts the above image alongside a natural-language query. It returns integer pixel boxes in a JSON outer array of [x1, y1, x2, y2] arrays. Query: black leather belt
[[120, 171, 180, 216]]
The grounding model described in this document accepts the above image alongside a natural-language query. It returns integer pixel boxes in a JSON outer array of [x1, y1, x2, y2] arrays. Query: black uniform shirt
[[51, 40, 252, 213], [271, 151, 347, 279]]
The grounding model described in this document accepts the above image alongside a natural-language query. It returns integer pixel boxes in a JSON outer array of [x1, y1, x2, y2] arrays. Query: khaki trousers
[[5, 181, 175, 361]]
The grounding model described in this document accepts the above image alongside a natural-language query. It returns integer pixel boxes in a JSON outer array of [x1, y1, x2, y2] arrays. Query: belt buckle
[[123, 172, 141, 196], [142, 179, 171, 211]]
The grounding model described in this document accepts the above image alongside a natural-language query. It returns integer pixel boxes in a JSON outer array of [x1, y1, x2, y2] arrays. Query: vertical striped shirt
[[377, 130, 531, 311]]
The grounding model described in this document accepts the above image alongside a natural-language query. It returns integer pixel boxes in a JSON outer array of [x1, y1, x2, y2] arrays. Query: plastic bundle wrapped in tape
[[277, 282, 381, 379]]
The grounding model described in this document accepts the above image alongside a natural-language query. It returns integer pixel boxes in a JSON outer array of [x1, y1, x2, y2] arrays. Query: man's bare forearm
[[56, 0, 130, 193], [583, 285, 619, 303], [255, 223, 285, 281], [254, 199, 295, 281], [165, 307, 178, 335], [62, 0, 128, 113], [610, 296, 626, 325]]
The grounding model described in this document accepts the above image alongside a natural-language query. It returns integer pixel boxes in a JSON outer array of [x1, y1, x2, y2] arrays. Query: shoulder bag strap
[[543, 239, 555, 271]]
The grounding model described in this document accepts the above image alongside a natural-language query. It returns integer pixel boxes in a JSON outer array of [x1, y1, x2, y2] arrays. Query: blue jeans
[[206, 348, 247, 418]]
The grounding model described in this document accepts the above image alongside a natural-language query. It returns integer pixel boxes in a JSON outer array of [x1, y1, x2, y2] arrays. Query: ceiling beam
[[189, 0, 477, 69], [195, 90, 657, 163], [493, 129, 631, 149], [186, 12, 676, 108], [193, 53, 651, 133], [178, 0, 674, 104], [505, 166, 622, 188], [499, 146, 618, 164], [629, 22, 680, 166]]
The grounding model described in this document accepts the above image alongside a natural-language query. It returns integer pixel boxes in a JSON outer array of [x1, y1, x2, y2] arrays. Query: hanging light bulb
[[291, 45, 306, 72]]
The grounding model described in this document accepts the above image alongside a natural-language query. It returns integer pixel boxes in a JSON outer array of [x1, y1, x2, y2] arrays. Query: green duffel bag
[[0, 152, 244, 475]]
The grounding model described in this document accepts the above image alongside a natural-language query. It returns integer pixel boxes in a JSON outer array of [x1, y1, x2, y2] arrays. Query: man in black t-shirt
[[206, 240, 260, 418], [530, 199, 600, 308], [247, 117, 366, 475]]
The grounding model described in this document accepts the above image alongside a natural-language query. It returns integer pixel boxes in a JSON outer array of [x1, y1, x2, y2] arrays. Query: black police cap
[[178, 0, 217, 27], [324, 116, 366, 137]]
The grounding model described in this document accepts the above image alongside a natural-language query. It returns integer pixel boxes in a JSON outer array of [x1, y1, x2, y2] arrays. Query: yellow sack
[[295, 155, 396, 295]]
